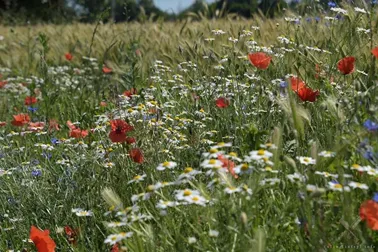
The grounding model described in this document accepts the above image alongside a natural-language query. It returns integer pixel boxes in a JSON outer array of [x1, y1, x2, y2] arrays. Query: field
[[0, 4, 378, 252]]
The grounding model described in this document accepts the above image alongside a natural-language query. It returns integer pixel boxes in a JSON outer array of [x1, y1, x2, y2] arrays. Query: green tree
[[0, 0, 73, 23]]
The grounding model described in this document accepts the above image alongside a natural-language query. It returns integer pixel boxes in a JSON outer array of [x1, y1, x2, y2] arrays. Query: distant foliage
[[0, 0, 294, 24]]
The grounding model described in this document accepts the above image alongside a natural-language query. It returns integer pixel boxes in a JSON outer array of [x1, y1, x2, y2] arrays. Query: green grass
[[0, 3, 378, 252]]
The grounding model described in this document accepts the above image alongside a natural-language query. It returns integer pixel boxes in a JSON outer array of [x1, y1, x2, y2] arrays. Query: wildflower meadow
[[1, 1, 378, 251]]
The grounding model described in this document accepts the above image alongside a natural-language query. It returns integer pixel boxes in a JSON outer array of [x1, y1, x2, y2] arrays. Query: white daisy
[[234, 163, 253, 174], [127, 174, 147, 184], [202, 148, 224, 159], [248, 149, 273, 160], [156, 161, 177, 171], [314, 171, 338, 178], [200, 159, 223, 168], [175, 189, 200, 200], [75, 210, 93, 217], [184, 195, 207, 206], [328, 182, 350, 192], [350, 164, 367, 172], [156, 200, 178, 209], [104, 232, 133, 245], [297, 156, 316, 165], [348, 181, 369, 190], [211, 142, 232, 149], [224, 186, 242, 194]]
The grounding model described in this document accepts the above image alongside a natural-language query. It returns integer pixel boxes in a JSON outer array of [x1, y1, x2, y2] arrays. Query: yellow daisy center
[[241, 164, 249, 170], [184, 167, 193, 173], [209, 148, 218, 154], [257, 149, 265, 156], [352, 164, 360, 169], [183, 190, 192, 196], [209, 159, 216, 165]]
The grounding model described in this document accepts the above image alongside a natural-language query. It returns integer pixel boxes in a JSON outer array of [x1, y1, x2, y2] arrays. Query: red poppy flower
[[65, 53, 73, 61], [290, 77, 306, 92], [67, 121, 88, 138], [30, 225, 56, 252], [296, 87, 320, 102], [25, 96, 37, 105], [123, 88, 137, 98], [0, 80, 7, 88], [67, 120, 76, 130], [70, 128, 88, 138], [248, 52, 272, 70], [111, 243, 120, 252], [102, 66, 112, 74], [360, 200, 378, 230], [337, 56, 355, 75], [28, 122, 45, 131], [216, 97, 229, 108], [109, 119, 134, 143], [126, 136, 136, 144], [129, 148, 144, 164], [64, 225, 79, 245], [0, 121, 6, 127], [217, 154, 238, 179], [11, 113, 30, 126], [100, 101, 107, 107], [48, 119, 60, 132], [372, 47, 378, 59]]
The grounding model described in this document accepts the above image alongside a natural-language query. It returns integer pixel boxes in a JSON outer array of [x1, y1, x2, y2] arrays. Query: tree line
[[0, 0, 343, 24]]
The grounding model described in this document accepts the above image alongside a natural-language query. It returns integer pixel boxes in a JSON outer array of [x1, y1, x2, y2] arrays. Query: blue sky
[[154, 0, 217, 13]]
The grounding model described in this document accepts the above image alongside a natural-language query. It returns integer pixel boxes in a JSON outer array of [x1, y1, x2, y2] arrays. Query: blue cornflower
[[363, 150, 375, 161], [315, 17, 321, 22], [31, 169, 42, 177], [373, 193, 378, 203], [364, 119, 378, 131], [280, 81, 288, 88], [42, 152, 52, 159], [331, 179, 339, 184], [51, 138, 60, 145], [306, 17, 312, 23], [328, 1, 337, 7], [27, 106, 38, 113]]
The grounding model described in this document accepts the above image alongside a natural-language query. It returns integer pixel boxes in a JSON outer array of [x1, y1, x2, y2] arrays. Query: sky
[[154, 0, 217, 13]]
